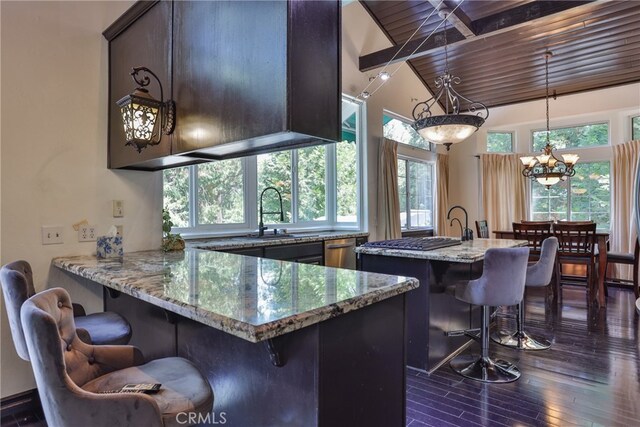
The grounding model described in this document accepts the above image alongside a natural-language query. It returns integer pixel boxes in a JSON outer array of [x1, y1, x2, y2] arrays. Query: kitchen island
[[53, 249, 418, 427], [355, 238, 526, 373]]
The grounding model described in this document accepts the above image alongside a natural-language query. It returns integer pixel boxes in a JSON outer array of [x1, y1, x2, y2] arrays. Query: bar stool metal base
[[491, 330, 551, 350], [450, 354, 521, 383]]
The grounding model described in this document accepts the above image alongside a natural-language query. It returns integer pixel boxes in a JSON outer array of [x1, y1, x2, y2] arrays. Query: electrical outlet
[[116, 225, 123, 237], [78, 225, 97, 242], [42, 226, 64, 245], [113, 200, 124, 218]]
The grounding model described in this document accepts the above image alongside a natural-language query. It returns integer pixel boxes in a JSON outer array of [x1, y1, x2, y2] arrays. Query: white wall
[[0, 1, 163, 398], [448, 82, 640, 229], [342, 2, 442, 241]]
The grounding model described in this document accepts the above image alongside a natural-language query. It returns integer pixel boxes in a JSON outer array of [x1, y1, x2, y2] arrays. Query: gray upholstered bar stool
[[492, 237, 558, 350], [1, 260, 131, 359], [449, 247, 530, 383]]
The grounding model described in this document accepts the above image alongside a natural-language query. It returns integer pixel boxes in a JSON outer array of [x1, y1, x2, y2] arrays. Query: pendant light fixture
[[520, 51, 578, 188], [117, 67, 175, 153], [412, 13, 489, 151]]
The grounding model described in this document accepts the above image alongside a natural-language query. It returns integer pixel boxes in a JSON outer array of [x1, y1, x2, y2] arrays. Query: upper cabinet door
[[107, 1, 172, 169], [172, 1, 288, 154]]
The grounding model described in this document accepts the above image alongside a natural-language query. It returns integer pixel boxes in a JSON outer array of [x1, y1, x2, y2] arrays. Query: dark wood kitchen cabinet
[[221, 241, 324, 265], [104, 0, 341, 171]]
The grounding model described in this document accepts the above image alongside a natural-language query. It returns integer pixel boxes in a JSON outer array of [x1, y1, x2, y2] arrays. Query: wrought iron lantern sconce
[[520, 51, 578, 189], [412, 15, 488, 151], [116, 66, 175, 153]]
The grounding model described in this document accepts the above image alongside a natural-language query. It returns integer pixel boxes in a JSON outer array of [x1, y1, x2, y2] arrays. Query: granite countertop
[[188, 231, 368, 251], [53, 249, 417, 343], [354, 238, 528, 263]]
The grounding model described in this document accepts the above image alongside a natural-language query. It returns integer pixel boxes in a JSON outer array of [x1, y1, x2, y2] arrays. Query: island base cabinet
[[360, 254, 481, 372], [176, 294, 407, 427]]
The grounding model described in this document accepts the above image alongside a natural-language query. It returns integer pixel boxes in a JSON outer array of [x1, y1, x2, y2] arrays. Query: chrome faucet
[[258, 187, 285, 237], [447, 205, 473, 241]]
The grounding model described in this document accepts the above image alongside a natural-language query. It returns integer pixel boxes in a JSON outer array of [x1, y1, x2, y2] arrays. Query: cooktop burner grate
[[363, 237, 462, 251]]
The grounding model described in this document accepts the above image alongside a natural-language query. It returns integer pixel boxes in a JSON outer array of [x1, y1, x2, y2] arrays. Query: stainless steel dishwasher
[[324, 238, 357, 269]]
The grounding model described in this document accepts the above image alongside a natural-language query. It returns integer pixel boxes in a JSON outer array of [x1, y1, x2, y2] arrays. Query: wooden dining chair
[[512, 222, 553, 260], [554, 222, 598, 303], [475, 220, 489, 238]]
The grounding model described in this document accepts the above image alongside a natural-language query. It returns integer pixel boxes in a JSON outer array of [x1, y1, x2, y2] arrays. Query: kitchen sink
[[242, 233, 320, 239]]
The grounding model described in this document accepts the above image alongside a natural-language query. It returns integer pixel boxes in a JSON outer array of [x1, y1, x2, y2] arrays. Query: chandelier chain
[[545, 52, 550, 146]]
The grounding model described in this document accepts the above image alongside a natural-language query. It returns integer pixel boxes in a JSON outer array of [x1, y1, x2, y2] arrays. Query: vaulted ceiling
[[359, 0, 640, 109]]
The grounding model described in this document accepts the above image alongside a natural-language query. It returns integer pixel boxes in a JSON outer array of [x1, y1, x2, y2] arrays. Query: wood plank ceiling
[[359, 0, 640, 109]]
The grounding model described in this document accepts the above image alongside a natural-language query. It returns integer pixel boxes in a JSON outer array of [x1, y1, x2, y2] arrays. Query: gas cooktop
[[362, 237, 462, 251]]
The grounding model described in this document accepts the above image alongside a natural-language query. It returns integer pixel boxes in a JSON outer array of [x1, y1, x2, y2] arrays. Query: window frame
[[383, 110, 432, 152], [529, 160, 612, 231], [530, 121, 610, 152], [632, 115, 640, 140], [486, 131, 514, 153], [166, 95, 365, 237], [397, 155, 435, 231]]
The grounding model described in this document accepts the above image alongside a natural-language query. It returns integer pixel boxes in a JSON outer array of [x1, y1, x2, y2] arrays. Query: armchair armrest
[[91, 344, 145, 376]]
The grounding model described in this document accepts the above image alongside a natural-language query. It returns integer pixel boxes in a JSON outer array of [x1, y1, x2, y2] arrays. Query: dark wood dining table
[[493, 230, 609, 308]]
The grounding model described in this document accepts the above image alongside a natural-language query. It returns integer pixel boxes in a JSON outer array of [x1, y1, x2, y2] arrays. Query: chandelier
[[520, 51, 578, 188], [412, 15, 488, 151]]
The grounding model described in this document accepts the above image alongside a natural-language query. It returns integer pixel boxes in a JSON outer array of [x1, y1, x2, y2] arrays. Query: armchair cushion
[[75, 312, 132, 345], [82, 357, 214, 427]]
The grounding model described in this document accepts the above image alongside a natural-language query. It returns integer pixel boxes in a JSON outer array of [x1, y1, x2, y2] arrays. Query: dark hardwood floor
[[2, 287, 638, 427], [406, 287, 640, 427]]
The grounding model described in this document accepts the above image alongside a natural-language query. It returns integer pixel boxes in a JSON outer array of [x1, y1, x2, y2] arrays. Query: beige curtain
[[436, 153, 450, 236], [481, 154, 526, 234], [611, 140, 640, 280], [377, 138, 402, 240]]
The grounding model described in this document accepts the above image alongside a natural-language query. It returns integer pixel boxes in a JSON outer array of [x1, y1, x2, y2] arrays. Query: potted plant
[[162, 209, 185, 252]]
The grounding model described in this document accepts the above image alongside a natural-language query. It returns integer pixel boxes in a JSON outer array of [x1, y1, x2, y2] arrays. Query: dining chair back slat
[[512, 222, 552, 257], [553, 222, 597, 257], [476, 220, 489, 239]]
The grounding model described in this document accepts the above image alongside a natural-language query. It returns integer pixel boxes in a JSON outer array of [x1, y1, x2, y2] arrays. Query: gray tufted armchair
[[21, 287, 213, 427]]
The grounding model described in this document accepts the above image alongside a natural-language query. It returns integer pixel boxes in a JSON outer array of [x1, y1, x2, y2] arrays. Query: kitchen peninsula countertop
[[188, 231, 368, 251], [53, 249, 417, 343], [354, 238, 527, 263]]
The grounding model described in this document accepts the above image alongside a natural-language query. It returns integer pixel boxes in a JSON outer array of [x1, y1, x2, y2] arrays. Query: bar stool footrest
[[490, 329, 550, 350], [450, 354, 520, 383]]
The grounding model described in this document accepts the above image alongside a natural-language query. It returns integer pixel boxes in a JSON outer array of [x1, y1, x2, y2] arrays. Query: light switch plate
[[42, 226, 64, 245], [113, 200, 124, 217]]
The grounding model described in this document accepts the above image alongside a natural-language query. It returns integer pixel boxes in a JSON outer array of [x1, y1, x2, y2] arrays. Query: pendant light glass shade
[[412, 18, 488, 151]]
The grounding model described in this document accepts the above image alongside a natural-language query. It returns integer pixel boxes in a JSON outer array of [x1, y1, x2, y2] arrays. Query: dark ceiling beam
[[359, 0, 596, 72], [427, 0, 475, 38]]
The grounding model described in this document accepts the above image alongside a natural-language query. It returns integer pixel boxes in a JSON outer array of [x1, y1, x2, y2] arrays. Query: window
[[487, 131, 513, 152], [530, 161, 611, 230], [163, 96, 363, 235], [398, 159, 434, 229], [632, 115, 640, 140], [383, 112, 431, 150], [532, 122, 608, 151], [383, 110, 434, 230]]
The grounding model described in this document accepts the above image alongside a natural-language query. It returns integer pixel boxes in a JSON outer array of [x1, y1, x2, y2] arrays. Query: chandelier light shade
[[412, 15, 488, 151], [117, 67, 175, 153], [520, 51, 578, 189]]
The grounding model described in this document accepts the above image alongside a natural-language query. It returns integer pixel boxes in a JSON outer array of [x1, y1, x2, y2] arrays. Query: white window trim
[[631, 114, 640, 140], [530, 120, 611, 152], [528, 160, 612, 231], [383, 109, 433, 152], [397, 155, 436, 231], [168, 95, 366, 238], [486, 130, 515, 153]]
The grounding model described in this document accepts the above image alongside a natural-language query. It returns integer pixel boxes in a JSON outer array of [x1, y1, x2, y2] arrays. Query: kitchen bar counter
[[53, 248, 416, 343], [355, 238, 526, 263], [189, 230, 368, 251], [54, 249, 417, 426], [356, 237, 527, 372]]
